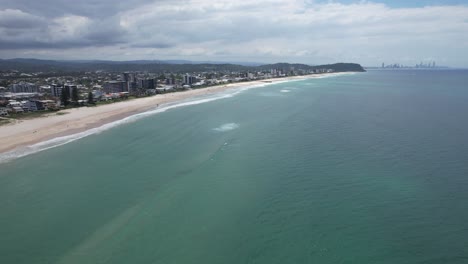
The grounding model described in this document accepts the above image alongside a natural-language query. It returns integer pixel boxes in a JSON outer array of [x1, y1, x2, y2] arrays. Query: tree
[[87, 92, 94, 105], [60, 87, 69, 106], [71, 87, 79, 102]]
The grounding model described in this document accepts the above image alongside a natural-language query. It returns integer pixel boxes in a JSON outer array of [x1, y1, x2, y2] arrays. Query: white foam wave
[[280, 89, 291, 93], [258, 92, 282, 97], [213, 123, 239, 132], [312, 72, 358, 79], [0, 92, 243, 164], [0, 73, 356, 163]]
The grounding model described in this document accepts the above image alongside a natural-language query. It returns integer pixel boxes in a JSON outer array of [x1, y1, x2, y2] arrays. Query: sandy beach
[[0, 73, 346, 155]]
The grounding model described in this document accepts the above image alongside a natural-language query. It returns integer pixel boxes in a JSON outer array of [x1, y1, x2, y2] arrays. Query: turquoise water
[[1, 70, 468, 263]]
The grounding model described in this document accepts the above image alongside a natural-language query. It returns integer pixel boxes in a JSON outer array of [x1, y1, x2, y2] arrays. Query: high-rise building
[[64, 84, 77, 95], [165, 77, 176, 85], [184, 74, 191, 85], [103, 81, 127, 93], [183, 74, 197, 85], [146, 79, 155, 89], [121, 72, 135, 83], [122, 72, 136, 92], [9, 82, 39, 93], [51, 84, 64, 97], [138, 78, 156, 89]]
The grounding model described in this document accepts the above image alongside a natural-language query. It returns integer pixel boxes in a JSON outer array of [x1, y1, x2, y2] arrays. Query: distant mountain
[[313, 63, 365, 72], [0, 58, 364, 73], [183, 60, 264, 66], [259, 62, 365, 72]]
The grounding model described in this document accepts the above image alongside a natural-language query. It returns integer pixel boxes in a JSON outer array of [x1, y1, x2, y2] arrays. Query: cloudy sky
[[0, 0, 467, 66]]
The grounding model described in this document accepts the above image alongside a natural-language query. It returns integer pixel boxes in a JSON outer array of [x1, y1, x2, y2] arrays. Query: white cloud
[[1, 0, 468, 66], [47, 15, 91, 41]]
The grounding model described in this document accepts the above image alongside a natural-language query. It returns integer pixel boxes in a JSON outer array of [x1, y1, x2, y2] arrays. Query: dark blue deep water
[[1, 69, 468, 263]]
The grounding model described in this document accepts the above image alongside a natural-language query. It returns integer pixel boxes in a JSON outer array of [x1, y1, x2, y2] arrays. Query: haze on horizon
[[0, 0, 467, 67]]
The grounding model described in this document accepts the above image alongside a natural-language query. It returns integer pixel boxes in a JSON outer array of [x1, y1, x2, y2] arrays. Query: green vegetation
[[311, 63, 365, 72], [9, 111, 56, 120], [0, 118, 12, 126], [94, 96, 136, 106]]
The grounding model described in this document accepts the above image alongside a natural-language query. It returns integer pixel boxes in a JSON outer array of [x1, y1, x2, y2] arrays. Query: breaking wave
[[0, 73, 353, 163], [213, 123, 240, 132], [0, 84, 266, 163]]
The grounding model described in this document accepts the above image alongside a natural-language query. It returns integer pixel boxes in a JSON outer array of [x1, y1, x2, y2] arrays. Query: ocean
[[1, 69, 468, 263]]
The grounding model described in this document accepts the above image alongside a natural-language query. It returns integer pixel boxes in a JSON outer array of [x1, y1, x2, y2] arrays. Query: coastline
[[0, 72, 352, 157]]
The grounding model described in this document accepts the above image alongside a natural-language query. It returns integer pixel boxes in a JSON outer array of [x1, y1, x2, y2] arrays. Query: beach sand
[[0, 73, 345, 155]]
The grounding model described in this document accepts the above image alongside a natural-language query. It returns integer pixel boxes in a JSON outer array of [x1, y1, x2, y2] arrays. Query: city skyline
[[1, 0, 468, 67]]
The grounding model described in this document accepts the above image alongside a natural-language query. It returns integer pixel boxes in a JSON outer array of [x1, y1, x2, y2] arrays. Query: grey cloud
[[0, 7, 128, 49], [0, 0, 180, 18], [213, 49, 232, 56], [0, 9, 46, 29], [0, 1, 172, 50], [83, 17, 128, 44], [0, 35, 127, 49], [130, 42, 175, 49], [0, 40, 91, 49], [0, 36, 126, 50], [85, 30, 126, 45], [0, 1, 468, 67]]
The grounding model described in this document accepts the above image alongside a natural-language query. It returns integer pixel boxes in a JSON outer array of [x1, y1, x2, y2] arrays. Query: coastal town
[[0, 61, 364, 156], [0, 62, 342, 120]]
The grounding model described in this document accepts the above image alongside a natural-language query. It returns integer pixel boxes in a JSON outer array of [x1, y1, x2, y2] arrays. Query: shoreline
[[0, 72, 353, 156]]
